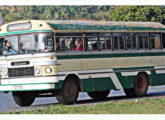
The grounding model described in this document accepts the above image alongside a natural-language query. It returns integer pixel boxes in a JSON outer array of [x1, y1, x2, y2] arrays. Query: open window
[[150, 34, 161, 49], [113, 33, 125, 50], [56, 33, 83, 51], [126, 33, 137, 50], [100, 33, 112, 50], [85, 33, 98, 51], [138, 33, 149, 49]]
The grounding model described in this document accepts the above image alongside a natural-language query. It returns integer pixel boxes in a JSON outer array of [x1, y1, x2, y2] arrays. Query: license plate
[[13, 85, 23, 90]]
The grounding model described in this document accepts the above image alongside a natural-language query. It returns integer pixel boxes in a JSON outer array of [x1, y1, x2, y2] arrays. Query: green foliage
[[109, 6, 165, 24], [4, 97, 165, 114], [0, 6, 111, 23], [1, 6, 165, 25]]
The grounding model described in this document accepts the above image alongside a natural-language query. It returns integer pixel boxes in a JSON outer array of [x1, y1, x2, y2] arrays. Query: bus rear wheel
[[56, 77, 79, 105], [124, 73, 148, 97], [12, 91, 36, 106], [87, 90, 110, 100]]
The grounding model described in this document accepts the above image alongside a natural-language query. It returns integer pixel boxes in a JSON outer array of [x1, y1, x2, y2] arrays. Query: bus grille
[[8, 67, 34, 77]]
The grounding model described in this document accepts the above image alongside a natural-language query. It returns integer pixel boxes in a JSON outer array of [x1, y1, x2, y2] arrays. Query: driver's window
[[47, 35, 53, 51], [0, 38, 4, 55], [2, 36, 18, 55], [20, 34, 36, 54]]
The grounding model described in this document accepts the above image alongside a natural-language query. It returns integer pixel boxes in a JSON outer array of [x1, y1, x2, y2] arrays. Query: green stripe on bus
[[48, 23, 165, 31], [57, 52, 165, 59], [0, 30, 53, 36]]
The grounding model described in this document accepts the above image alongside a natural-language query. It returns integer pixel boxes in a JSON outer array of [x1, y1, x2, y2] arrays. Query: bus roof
[[46, 20, 165, 32], [0, 20, 165, 36]]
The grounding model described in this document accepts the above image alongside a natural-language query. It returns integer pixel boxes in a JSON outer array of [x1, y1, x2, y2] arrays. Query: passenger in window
[[2, 40, 17, 55], [75, 39, 83, 51], [61, 39, 68, 51], [102, 43, 105, 49], [106, 40, 111, 49], [70, 40, 76, 50], [120, 39, 124, 49], [92, 43, 98, 50], [20, 43, 25, 54]]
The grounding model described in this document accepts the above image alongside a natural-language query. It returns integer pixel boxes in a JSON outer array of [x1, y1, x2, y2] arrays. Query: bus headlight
[[45, 67, 52, 73], [35, 68, 40, 74], [1, 70, 8, 76]]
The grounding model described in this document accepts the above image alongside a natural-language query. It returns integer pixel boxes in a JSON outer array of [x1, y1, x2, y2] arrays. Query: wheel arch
[[137, 71, 151, 85]]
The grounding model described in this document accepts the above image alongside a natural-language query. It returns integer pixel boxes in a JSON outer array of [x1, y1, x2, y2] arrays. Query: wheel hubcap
[[137, 76, 146, 92], [65, 83, 75, 97]]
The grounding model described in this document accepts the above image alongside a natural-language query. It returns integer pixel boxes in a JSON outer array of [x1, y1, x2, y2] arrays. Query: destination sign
[[7, 22, 31, 32]]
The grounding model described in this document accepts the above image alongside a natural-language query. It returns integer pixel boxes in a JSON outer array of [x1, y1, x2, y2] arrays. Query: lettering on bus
[[7, 22, 31, 32]]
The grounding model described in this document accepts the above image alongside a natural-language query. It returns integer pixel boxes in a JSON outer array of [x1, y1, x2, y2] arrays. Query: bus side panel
[[116, 72, 135, 89], [150, 69, 165, 86], [81, 77, 116, 92], [55, 80, 63, 89]]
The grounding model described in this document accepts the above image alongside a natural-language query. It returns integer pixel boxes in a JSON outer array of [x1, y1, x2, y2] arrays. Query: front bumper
[[0, 76, 59, 91], [0, 83, 55, 92]]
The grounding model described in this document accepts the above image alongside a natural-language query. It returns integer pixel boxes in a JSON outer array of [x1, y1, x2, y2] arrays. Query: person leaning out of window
[[74, 39, 83, 51]]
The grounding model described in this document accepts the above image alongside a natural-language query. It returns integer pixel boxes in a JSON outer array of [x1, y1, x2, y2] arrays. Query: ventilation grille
[[8, 67, 34, 77]]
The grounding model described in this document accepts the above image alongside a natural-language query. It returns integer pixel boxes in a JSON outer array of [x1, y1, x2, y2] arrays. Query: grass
[[4, 97, 165, 114]]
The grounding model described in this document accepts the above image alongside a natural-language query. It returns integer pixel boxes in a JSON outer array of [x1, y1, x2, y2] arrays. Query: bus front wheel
[[12, 91, 36, 106], [87, 90, 110, 100], [56, 77, 79, 105], [124, 73, 148, 97]]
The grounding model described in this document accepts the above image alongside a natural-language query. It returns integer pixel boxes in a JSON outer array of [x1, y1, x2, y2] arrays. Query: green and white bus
[[0, 20, 165, 106]]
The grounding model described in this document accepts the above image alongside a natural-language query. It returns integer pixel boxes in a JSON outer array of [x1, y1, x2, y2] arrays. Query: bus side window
[[55, 33, 84, 51], [126, 33, 136, 49], [138, 33, 149, 49], [113, 33, 125, 50], [56, 38, 60, 51], [61, 38, 68, 51], [100, 38, 112, 50], [86, 33, 98, 51], [86, 38, 98, 50], [150, 34, 161, 49], [162, 34, 165, 48], [100, 33, 112, 50]]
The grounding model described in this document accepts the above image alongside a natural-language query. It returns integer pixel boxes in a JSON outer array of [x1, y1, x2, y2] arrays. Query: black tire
[[124, 73, 148, 97], [87, 90, 110, 100], [12, 91, 35, 106], [56, 77, 79, 104], [124, 88, 135, 97]]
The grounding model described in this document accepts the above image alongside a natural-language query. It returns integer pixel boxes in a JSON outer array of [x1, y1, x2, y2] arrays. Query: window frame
[[149, 33, 161, 50], [125, 33, 137, 50], [55, 32, 84, 52], [99, 32, 113, 51], [0, 32, 54, 56], [137, 33, 149, 50], [113, 32, 125, 50]]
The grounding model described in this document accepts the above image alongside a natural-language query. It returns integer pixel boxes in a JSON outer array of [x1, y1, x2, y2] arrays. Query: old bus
[[0, 20, 165, 106]]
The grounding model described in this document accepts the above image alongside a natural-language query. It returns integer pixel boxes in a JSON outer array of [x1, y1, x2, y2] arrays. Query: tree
[[109, 6, 165, 24]]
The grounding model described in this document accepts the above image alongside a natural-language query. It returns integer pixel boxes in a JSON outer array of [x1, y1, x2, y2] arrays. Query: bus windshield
[[0, 33, 53, 56]]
